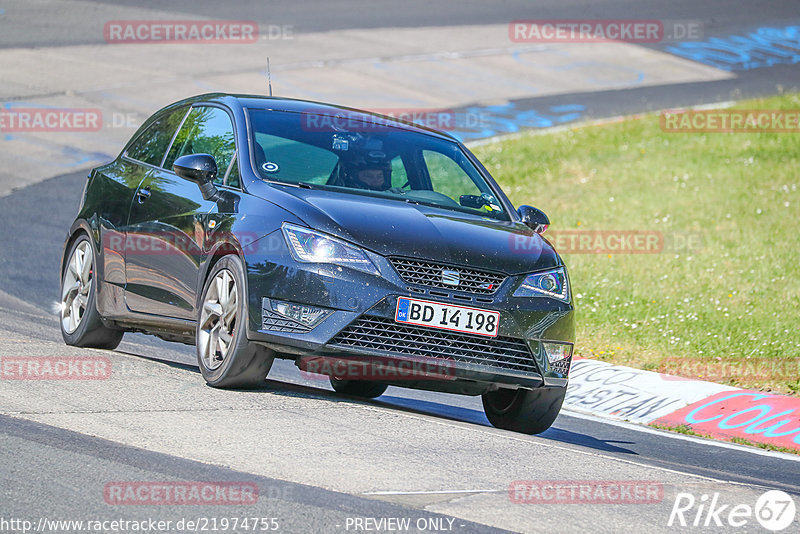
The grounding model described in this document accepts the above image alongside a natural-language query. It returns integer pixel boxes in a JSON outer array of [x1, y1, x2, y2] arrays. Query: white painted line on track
[[364, 489, 503, 495], [351, 405, 772, 487]]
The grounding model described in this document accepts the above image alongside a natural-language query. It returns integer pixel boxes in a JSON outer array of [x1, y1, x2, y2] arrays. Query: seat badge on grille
[[441, 269, 460, 287]]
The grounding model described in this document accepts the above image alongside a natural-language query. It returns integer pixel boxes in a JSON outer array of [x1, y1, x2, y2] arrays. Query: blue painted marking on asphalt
[[449, 102, 587, 141], [1, 131, 113, 167], [548, 104, 586, 113], [666, 25, 800, 71], [62, 146, 113, 167], [3, 101, 65, 109]]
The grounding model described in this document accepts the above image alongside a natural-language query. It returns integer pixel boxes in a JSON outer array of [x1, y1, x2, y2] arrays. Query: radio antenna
[[266, 57, 273, 97]]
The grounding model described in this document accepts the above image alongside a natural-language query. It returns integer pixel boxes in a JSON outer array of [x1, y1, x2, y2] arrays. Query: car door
[[92, 105, 189, 315], [124, 105, 238, 319]]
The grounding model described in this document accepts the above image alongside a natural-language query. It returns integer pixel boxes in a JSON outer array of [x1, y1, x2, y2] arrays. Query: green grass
[[472, 93, 800, 394]]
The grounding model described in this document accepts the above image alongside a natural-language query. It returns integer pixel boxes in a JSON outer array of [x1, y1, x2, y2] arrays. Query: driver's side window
[[164, 106, 237, 187]]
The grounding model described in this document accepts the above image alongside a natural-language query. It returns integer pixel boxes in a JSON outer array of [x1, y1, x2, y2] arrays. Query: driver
[[342, 151, 392, 191]]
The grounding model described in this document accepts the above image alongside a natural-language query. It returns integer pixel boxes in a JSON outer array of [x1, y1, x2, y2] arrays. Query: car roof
[[178, 93, 459, 142]]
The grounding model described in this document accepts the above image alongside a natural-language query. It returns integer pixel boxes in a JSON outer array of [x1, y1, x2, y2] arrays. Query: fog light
[[542, 342, 573, 364], [270, 299, 331, 328]]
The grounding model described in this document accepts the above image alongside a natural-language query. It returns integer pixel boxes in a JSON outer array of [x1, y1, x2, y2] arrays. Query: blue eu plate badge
[[396, 298, 410, 321]]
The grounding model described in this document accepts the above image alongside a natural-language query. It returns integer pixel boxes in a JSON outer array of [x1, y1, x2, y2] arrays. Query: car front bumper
[[244, 230, 575, 389]]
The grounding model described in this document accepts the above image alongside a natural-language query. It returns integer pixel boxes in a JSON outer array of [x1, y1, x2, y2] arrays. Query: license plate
[[395, 297, 500, 338]]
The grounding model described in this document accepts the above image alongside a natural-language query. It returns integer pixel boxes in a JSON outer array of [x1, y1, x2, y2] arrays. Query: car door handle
[[136, 187, 151, 204]]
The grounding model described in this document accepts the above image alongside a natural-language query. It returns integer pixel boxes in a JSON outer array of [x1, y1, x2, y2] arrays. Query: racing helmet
[[341, 150, 392, 191]]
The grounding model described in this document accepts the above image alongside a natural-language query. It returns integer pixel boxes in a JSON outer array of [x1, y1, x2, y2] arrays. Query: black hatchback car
[[60, 94, 574, 434]]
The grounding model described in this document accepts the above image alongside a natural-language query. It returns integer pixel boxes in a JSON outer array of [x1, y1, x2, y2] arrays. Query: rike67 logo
[[668, 490, 797, 531]]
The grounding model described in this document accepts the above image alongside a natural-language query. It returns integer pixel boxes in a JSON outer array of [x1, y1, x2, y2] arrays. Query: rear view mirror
[[517, 205, 549, 234], [173, 154, 219, 201]]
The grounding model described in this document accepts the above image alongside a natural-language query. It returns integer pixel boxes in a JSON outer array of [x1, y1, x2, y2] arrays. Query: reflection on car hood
[[270, 186, 560, 275]]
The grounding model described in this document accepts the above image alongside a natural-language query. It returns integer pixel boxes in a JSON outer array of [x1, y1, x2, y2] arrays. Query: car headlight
[[281, 223, 379, 276], [513, 267, 570, 302]]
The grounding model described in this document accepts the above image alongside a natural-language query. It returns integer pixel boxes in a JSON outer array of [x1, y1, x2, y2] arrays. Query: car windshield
[[246, 109, 509, 220]]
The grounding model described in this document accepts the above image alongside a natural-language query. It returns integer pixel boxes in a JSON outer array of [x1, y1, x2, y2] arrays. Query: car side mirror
[[459, 194, 486, 209], [173, 154, 219, 201], [517, 205, 549, 234]]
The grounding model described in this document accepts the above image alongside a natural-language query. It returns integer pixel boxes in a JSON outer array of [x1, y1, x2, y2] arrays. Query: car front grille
[[329, 315, 540, 376], [389, 257, 506, 295]]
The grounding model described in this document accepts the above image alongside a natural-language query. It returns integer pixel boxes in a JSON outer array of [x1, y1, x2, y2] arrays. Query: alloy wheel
[[61, 240, 93, 334], [198, 269, 238, 370]]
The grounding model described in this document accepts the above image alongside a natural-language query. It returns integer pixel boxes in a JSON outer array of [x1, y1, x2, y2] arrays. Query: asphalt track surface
[[1, 0, 797, 47], [1, 1, 800, 533]]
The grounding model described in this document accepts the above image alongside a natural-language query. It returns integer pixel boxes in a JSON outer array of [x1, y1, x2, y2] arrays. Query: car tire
[[482, 386, 565, 434], [329, 377, 388, 399], [197, 255, 274, 388], [60, 234, 124, 350]]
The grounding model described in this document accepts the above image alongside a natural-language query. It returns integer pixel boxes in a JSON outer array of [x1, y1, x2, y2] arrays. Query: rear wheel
[[329, 377, 388, 399], [197, 256, 274, 388], [482, 386, 565, 434], [60, 235, 123, 349]]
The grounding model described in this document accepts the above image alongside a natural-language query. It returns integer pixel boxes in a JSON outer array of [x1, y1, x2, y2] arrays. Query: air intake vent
[[330, 315, 540, 375]]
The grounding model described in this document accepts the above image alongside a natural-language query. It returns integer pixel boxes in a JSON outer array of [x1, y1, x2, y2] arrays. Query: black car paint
[[64, 93, 574, 390]]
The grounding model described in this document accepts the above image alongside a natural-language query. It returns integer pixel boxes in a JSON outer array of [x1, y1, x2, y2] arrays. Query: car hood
[[266, 186, 560, 275]]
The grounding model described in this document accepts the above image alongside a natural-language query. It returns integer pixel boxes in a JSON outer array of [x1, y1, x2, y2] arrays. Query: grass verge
[[472, 93, 800, 394]]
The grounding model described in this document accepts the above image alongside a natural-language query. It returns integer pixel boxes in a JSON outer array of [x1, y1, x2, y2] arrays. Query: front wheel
[[197, 256, 274, 388], [60, 234, 123, 349], [482, 386, 565, 434]]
